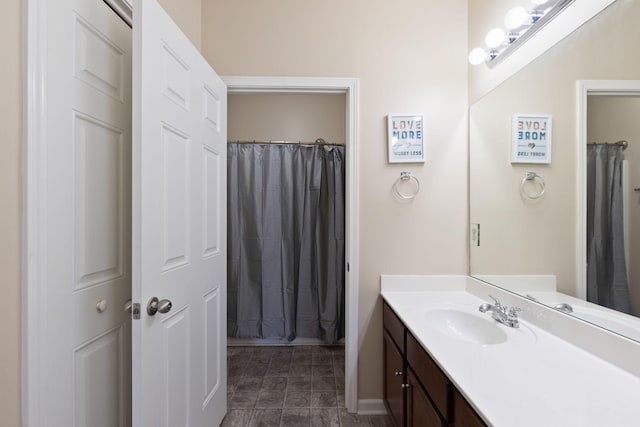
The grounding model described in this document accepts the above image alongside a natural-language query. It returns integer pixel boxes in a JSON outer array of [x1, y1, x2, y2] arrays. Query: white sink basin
[[424, 308, 508, 345]]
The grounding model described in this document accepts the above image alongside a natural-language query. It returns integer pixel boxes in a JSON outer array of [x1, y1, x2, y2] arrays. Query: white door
[[41, 0, 132, 425], [131, 0, 228, 426]]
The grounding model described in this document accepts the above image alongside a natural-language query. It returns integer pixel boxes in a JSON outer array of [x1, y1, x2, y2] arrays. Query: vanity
[[383, 300, 485, 427], [381, 275, 640, 427]]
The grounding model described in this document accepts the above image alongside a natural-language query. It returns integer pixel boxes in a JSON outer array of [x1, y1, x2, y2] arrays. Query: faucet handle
[[488, 295, 502, 308], [507, 306, 522, 318]]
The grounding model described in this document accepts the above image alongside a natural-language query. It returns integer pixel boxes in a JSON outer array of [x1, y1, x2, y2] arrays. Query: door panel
[[160, 124, 191, 270], [163, 308, 190, 426], [74, 326, 128, 427], [204, 287, 222, 403], [132, 0, 228, 425], [73, 112, 125, 289]]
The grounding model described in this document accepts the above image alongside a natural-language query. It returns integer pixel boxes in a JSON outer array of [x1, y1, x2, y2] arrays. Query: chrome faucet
[[554, 302, 573, 314], [478, 295, 522, 328]]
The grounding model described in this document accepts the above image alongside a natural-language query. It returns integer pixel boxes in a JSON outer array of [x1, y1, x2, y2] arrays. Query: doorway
[[576, 80, 640, 316], [224, 77, 360, 413]]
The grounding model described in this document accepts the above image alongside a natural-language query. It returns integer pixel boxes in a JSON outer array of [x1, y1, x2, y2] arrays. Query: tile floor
[[223, 345, 392, 427]]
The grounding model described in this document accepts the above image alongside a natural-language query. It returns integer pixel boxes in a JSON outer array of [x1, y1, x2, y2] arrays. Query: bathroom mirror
[[469, 0, 640, 341]]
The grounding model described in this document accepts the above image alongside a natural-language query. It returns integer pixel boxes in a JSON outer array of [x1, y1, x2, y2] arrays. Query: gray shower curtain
[[227, 142, 346, 343], [586, 144, 631, 313]]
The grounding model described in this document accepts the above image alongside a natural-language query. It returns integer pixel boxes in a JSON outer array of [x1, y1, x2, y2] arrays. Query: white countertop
[[381, 287, 640, 427]]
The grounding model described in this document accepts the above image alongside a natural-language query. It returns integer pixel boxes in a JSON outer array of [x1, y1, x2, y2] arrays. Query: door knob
[[147, 297, 173, 316], [96, 299, 108, 313], [124, 299, 132, 314]]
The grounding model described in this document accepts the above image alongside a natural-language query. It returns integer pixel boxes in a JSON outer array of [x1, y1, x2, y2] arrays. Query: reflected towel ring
[[520, 172, 546, 200], [392, 171, 420, 200]]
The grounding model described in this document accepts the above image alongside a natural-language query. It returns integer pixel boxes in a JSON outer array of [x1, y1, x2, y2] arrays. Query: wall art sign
[[511, 114, 552, 164], [387, 114, 425, 163]]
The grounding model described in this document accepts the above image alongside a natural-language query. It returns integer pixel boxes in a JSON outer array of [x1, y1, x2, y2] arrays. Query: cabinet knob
[[402, 383, 410, 389], [394, 371, 403, 376]]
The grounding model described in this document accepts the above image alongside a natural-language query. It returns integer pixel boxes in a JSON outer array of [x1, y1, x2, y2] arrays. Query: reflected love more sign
[[511, 114, 552, 164]]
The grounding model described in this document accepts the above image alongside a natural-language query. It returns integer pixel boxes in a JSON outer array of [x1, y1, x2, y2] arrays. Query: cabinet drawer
[[407, 333, 451, 422], [383, 302, 405, 352]]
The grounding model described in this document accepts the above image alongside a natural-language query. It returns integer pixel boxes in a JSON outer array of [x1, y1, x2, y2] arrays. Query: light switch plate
[[470, 223, 480, 247]]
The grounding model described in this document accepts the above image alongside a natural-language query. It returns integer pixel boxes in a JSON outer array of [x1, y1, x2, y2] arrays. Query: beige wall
[[587, 96, 640, 316], [469, 0, 640, 295], [1, 0, 22, 424], [158, 0, 202, 50], [228, 93, 346, 143], [202, 0, 469, 399]]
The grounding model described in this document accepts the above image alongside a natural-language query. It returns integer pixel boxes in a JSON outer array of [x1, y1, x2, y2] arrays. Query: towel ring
[[392, 172, 420, 200], [520, 172, 546, 200]]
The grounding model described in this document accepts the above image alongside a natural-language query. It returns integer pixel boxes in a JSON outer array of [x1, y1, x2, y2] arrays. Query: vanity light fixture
[[485, 28, 507, 48], [468, 0, 575, 67], [504, 6, 529, 30]]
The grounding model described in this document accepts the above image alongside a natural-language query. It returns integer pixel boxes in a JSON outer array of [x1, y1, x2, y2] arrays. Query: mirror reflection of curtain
[[586, 144, 632, 313], [227, 142, 346, 343]]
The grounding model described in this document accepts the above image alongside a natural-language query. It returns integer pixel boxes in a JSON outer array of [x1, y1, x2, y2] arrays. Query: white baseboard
[[357, 399, 388, 415]]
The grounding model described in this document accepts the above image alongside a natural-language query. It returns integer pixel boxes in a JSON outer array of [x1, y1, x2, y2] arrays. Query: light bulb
[[485, 28, 507, 48], [468, 48, 488, 65], [504, 6, 529, 29]]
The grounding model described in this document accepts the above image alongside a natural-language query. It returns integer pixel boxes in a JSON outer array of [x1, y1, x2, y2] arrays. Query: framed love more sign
[[387, 114, 425, 163], [511, 114, 552, 164]]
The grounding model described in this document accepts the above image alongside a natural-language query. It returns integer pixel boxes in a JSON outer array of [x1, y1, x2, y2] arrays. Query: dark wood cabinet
[[407, 370, 446, 427], [383, 302, 487, 427], [406, 333, 452, 423], [384, 330, 405, 427], [453, 390, 486, 427]]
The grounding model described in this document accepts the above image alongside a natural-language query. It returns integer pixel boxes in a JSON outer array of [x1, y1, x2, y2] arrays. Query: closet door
[[132, 0, 228, 425], [39, 0, 132, 425]]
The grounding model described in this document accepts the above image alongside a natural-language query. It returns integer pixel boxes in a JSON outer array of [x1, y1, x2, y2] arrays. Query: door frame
[[23, 0, 52, 424], [575, 79, 640, 299], [223, 76, 360, 413]]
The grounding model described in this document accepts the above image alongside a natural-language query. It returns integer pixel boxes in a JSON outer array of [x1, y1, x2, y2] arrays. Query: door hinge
[[132, 303, 141, 320], [347, 262, 350, 272]]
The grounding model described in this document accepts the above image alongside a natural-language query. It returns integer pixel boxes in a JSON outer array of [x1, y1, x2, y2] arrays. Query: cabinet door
[[383, 330, 405, 426], [407, 370, 446, 427], [407, 333, 451, 421], [453, 390, 487, 427]]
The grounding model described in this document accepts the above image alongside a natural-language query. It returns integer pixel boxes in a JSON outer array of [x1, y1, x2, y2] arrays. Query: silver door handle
[[147, 297, 172, 316], [124, 299, 132, 314]]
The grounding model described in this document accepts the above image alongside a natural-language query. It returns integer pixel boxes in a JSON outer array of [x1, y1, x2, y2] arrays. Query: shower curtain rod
[[230, 138, 345, 147], [587, 140, 629, 150]]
